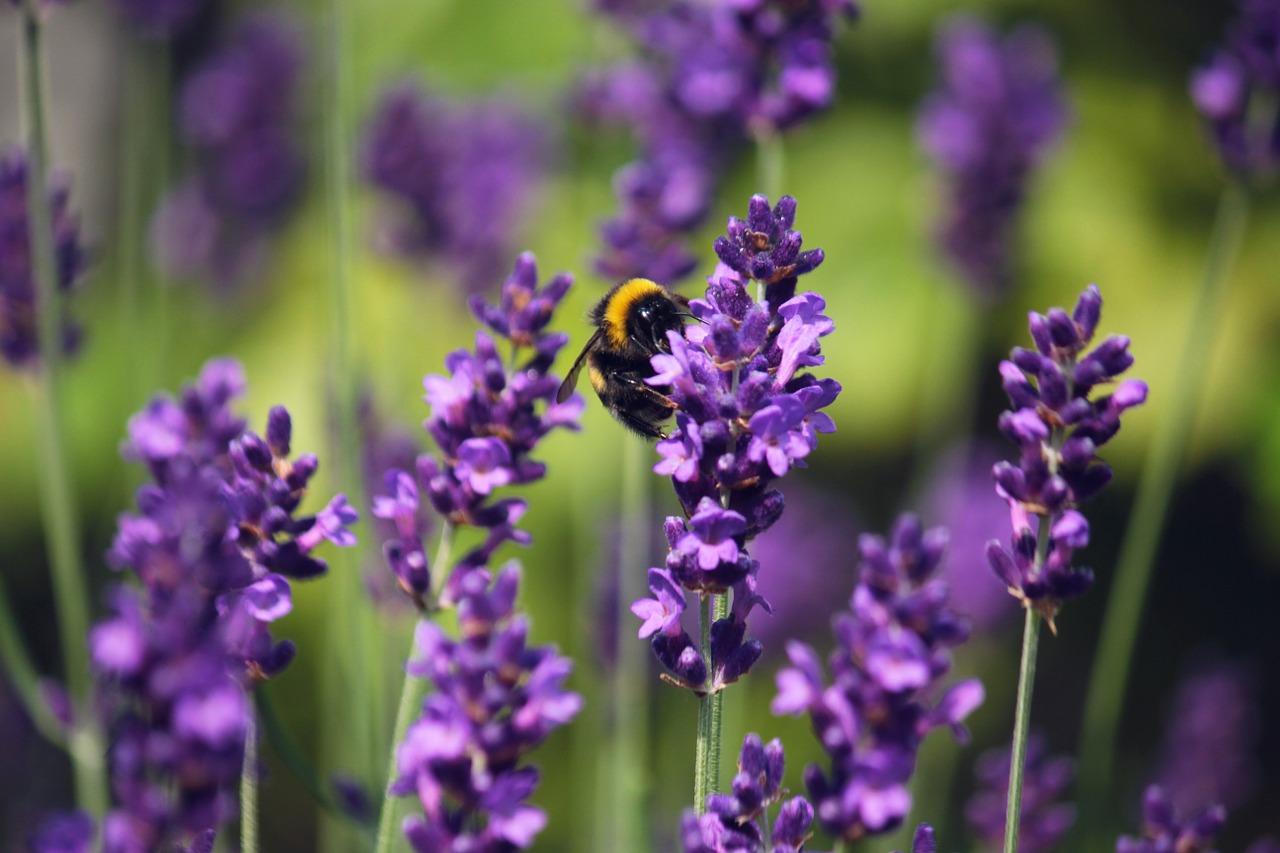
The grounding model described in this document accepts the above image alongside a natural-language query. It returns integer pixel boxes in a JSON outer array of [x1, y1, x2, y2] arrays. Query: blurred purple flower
[[108, 0, 211, 39], [985, 284, 1147, 629], [917, 17, 1067, 298], [391, 564, 582, 852], [0, 147, 88, 369], [1191, 0, 1280, 178], [27, 812, 94, 853], [1116, 785, 1225, 853], [148, 13, 306, 290], [92, 358, 356, 849], [1154, 658, 1261, 815], [372, 253, 582, 607], [679, 734, 814, 853], [360, 79, 549, 295], [772, 514, 984, 842], [583, 1, 856, 283], [631, 195, 839, 692], [966, 734, 1076, 853], [893, 824, 940, 853]]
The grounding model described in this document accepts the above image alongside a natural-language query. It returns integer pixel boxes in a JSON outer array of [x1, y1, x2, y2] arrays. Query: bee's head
[[631, 294, 685, 354]]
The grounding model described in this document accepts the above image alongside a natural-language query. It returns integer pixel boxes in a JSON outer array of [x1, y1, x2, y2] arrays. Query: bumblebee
[[556, 278, 692, 438]]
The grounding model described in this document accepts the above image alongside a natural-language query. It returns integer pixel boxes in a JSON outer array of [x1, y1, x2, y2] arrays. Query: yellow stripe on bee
[[604, 278, 664, 349]]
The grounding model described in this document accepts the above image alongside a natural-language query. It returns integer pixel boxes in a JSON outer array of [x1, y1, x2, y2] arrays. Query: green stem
[[694, 593, 713, 812], [609, 438, 652, 849], [0, 571, 66, 747], [241, 713, 259, 853], [19, 3, 107, 817], [1003, 607, 1041, 853], [373, 623, 426, 853], [754, 126, 785, 200], [376, 525, 454, 853], [1075, 182, 1249, 842]]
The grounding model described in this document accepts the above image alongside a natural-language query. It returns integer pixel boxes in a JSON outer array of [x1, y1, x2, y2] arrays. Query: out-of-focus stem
[[255, 689, 348, 820], [20, 2, 107, 817], [1076, 181, 1249, 843], [609, 437, 652, 849], [373, 623, 424, 853], [0, 572, 66, 747], [754, 126, 785, 201]]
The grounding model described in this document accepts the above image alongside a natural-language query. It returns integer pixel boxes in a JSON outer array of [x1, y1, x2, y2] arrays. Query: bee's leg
[[615, 373, 679, 411]]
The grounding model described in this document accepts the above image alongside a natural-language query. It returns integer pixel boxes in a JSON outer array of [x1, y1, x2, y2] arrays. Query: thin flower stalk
[[17, 2, 106, 816]]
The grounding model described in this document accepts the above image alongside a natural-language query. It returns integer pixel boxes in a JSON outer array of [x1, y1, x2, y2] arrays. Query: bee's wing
[[556, 327, 604, 404]]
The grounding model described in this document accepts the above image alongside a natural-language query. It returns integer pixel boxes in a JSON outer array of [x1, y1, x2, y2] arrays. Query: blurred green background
[[1, 0, 1278, 850]]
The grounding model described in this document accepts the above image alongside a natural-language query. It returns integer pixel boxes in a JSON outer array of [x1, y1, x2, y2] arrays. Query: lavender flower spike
[[918, 18, 1067, 297], [1115, 785, 1226, 853], [1190, 0, 1280, 179], [632, 194, 840, 689], [1, 147, 88, 369], [986, 284, 1147, 629], [773, 514, 984, 842], [392, 564, 582, 851], [679, 733, 815, 853]]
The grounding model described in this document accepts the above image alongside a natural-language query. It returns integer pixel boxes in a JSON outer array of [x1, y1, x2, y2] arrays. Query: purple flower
[[966, 734, 1076, 853], [986, 284, 1147, 628], [148, 14, 306, 290], [92, 358, 356, 848], [917, 18, 1067, 297], [679, 734, 814, 853], [360, 80, 549, 294], [893, 825, 940, 853], [1116, 785, 1226, 853], [108, 0, 211, 39], [0, 147, 88, 369], [27, 812, 95, 853], [584, 2, 856, 283], [629, 195, 839, 691], [391, 565, 581, 851], [772, 515, 984, 842], [1154, 659, 1261, 814], [1191, 0, 1280, 178], [372, 254, 581, 607]]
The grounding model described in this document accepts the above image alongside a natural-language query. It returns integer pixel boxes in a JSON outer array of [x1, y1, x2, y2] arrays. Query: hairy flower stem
[[241, 715, 259, 853], [19, 3, 107, 817], [1004, 513, 1050, 853], [610, 438, 652, 848], [694, 593, 713, 811], [376, 524, 453, 853], [1076, 181, 1249, 844]]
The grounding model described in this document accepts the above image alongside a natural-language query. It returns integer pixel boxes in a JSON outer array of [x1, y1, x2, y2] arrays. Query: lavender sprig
[[986, 284, 1148, 629], [1191, 0, 1280, 180], [583, 3, 855, 282], [772, 514, 983, 842], [679, 734, 815, 853], [92, 359, 357, 850], [917, 18, 1067, 298], [0, 147, 88, 369], [1116, 786, 1226, 853]]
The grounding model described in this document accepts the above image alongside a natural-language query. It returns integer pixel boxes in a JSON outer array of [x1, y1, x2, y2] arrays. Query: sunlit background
[[1, 0, 1278, 850]]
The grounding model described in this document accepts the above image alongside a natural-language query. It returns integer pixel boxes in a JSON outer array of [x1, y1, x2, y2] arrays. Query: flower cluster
[[1115, 786, 1226, 853], [985, 284, 1148, 628], [772, 515, 984, 842], [680, 734, 814, 853], [148, 14, 307, 289], [390, 564, 582, 851], [0, 147, 88, 369], [109, 0, 210, 39], [917, 18, 1067, 298], [1154, 660, 1261, 815], [966, 734, 1076, 853], [583, 1, 856, 283], [631, 194, 838, 691], [1191, 0, 1280, 178], [372, 253, 582, 607], [360, 80, 548, 294], [90, 358, 356, 850]]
